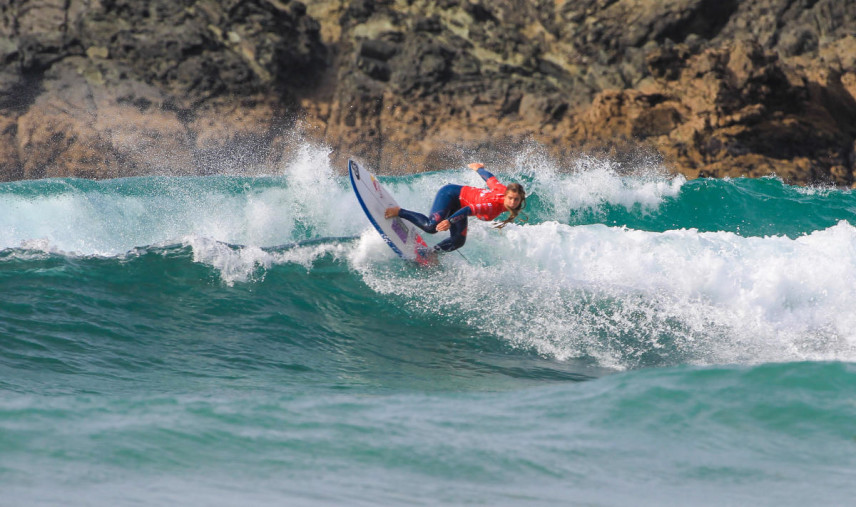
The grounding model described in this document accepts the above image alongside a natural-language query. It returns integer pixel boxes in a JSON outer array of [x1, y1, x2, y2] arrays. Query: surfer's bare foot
[[384, 207, 400, 218]]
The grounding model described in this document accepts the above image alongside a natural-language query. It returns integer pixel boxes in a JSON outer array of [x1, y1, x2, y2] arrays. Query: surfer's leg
[[397, 209, 437, 233], [398, 184, 462, 234], [433, 216, 467, 252]]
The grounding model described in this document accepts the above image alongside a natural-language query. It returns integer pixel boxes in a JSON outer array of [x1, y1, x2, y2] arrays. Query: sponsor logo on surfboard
[[390, 218, 409, 243], [370, 175, 383, 197], [352, 163, 360, 180]]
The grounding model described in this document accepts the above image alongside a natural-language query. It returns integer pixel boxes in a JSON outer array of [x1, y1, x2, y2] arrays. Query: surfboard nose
[[349, 159, 361, 180]]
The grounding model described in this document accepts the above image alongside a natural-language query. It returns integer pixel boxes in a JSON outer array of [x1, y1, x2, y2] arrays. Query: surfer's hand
[[468, 163, 484, 171], [436, 220, 451, 232], [384, 207, 400, 219]]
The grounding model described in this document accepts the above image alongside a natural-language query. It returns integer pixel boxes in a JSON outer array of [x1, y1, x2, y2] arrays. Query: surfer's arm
[[448, 206, 473, 223], [468, 162, 503, 191], [436, 206, 472, 232]]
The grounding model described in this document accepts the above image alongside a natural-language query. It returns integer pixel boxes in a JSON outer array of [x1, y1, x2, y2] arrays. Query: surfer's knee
[[425, 212, 445, 233], [423, 220, 439, 234]]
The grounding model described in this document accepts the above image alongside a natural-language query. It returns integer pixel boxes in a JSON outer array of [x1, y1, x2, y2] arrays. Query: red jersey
[[458, 176, 508, 221]]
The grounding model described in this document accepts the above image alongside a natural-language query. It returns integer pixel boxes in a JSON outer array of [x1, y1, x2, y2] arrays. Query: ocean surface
[[2, 147, 856, 505]]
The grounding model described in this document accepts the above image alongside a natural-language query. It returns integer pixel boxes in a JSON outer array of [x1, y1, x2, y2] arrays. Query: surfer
[[384, 163, 526, 252]]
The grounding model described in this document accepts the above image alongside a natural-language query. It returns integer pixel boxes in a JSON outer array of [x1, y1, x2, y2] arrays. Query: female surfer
[[384, 162, 526, 253]]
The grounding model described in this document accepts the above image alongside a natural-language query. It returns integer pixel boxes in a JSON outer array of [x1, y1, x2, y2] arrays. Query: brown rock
[[0, 116, 23, 180], [0, 0, 326, 181], [1, 0, 855, 186]]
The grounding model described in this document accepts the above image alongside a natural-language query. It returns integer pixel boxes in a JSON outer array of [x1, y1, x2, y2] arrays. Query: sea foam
[[357, 219, 856, 369]]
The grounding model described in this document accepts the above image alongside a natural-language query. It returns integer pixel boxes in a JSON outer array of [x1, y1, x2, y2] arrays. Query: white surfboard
[[348, 159, 436, 265]]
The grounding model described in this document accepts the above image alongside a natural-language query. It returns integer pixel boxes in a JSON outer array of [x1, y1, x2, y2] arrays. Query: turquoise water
[[2, 150, 856, 505]]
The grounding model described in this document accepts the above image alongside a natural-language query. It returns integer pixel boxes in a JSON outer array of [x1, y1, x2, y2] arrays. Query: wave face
[[2, 146, 856, 505]]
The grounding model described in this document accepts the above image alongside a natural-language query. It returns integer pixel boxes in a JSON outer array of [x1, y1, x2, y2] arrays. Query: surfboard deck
[[348, 159, 437, 266]]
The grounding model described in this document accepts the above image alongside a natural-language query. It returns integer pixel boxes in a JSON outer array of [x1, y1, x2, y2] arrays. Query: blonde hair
[[494, 183, 527, 229]]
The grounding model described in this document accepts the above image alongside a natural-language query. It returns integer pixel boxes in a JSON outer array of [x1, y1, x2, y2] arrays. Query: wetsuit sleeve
[[447, 206, 473, 223], [476, 167, 495, 182], [476, 167, 505, 192]]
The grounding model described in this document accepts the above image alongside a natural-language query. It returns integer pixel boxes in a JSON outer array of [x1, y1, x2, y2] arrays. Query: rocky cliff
[[1, 0, 854, 185]]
